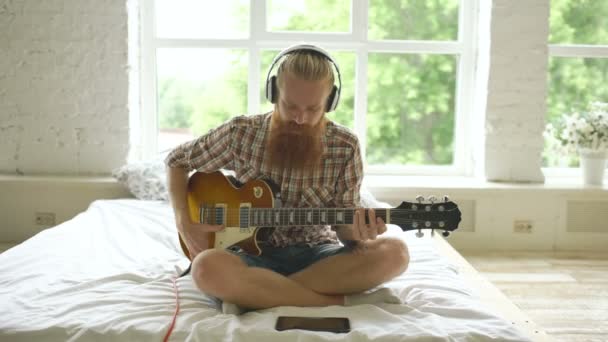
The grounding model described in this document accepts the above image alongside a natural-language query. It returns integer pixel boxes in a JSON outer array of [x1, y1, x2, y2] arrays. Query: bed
[[0, 199, 540, 341]]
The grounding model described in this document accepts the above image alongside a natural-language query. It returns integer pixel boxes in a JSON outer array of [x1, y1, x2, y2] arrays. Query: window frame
[[138, 0, 478, 176]]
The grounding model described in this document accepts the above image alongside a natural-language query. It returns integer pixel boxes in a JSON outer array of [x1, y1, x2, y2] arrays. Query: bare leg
[[192, 237, 409, 310], [192, 249, 343, 310], [288, 237, 409, 295]]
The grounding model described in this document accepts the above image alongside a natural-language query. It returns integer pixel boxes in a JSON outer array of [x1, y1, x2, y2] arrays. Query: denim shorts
[[226, 242, 354, 276]]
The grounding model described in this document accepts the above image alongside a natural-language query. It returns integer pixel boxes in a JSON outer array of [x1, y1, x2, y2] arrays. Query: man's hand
[[177, 215, 224, 258], [335, 208, 387, 243]]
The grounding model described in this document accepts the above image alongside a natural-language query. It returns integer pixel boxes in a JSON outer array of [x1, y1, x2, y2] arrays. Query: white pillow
[[360, 184, 392, 208], [112, 159, 169, 201]]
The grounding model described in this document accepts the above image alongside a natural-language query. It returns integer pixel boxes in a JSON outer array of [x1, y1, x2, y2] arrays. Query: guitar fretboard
[[248, 208, 388, 227], [200, 207, 389, 228]]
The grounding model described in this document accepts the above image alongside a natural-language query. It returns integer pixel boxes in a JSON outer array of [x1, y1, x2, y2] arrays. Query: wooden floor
[[462, 251, 608, 342]]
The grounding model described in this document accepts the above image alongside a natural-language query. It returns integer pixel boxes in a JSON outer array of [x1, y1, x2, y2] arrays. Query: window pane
[[155, 0, 249, 39], [328, 52, 355, 129], [544, 57, 608, 167], [367, 53, 457, 166], [267, 0, 351, 33], [549, 1, 608, 44], [156, 48, 248, 153], [259, 50, 279, 115], [369, 0, 459, 41], [259, 49, 355, 129]]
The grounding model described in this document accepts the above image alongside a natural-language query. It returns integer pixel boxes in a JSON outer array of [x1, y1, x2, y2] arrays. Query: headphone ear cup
[[266, 76, 278, 103], [326, 85, 339, 112]]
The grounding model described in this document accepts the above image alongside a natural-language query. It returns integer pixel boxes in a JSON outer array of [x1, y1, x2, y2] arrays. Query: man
[[165, 44, 409, 314]]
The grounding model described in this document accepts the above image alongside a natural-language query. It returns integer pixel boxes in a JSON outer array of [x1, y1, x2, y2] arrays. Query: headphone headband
[[264, 44, 342, 112]]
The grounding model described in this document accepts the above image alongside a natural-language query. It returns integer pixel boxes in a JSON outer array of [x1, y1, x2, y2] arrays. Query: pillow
[[360, 184, 392, 209], [112, 159, 169, 201]]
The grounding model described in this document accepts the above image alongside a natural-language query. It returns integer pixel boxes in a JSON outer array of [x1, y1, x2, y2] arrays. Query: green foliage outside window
[[546, 0, 608, 167], [157, 0, 459, 166]]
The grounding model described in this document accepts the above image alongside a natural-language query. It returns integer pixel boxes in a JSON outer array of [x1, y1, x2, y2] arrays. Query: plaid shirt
[[165, 113, 363, 247]]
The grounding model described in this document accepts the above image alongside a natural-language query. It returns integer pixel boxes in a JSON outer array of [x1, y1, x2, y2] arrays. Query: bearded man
[[165, 44, 410, 315]]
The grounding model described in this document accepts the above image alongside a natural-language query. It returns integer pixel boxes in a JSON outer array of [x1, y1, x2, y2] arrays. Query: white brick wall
[[482, 0, 549, 182], [0, 0, 129, 175]]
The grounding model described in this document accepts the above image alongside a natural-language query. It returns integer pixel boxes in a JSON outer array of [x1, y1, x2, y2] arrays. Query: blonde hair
[[276, 51, 335, 90]]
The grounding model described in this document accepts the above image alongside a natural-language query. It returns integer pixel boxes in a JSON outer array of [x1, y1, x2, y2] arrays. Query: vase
[[579, 148, 608, 186]]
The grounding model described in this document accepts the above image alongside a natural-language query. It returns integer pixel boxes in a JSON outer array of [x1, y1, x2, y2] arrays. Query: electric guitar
[[178, 171, 462, 260]]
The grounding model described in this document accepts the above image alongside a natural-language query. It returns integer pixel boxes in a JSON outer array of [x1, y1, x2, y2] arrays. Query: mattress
[[0, 199, 531, 341]]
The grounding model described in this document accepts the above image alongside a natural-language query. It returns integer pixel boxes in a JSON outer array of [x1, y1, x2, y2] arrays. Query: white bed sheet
[[0, 199, 531, 341]]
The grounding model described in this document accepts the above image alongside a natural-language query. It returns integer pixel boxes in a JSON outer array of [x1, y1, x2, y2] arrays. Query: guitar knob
[[427, 195, 437, 204], [416, 230, 424, 238], [444, 195, 450, 202], [416, 195, 424, 203], [442, 230, 450, 237]]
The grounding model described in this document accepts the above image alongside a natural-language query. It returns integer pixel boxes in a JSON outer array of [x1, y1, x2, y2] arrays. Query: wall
[[0, 174, 132, 246], [0, 0, 129, 175], [479, 0, 549, 182]]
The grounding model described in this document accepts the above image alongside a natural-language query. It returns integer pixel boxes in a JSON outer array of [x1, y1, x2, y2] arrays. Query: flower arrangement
[[544, 101, 608, 155]]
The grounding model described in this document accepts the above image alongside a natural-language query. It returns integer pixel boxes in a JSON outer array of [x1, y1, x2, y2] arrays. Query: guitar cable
[[162, 265, 191, 342]]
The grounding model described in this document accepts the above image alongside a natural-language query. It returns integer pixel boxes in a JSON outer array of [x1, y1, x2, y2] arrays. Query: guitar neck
[[253, 207, 388, 227], [199, 203, 459, 233], [201, 207, 389, 227]]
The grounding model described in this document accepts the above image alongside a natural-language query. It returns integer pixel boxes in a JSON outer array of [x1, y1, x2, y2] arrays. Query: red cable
[[162, 276, 180, 342]]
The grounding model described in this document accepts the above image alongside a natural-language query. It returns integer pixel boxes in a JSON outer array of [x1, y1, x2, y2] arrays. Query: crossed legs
[[190, 237, 409, 310]]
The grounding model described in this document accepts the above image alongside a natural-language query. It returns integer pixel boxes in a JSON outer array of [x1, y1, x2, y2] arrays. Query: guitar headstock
[[391, 195, 462, 237]]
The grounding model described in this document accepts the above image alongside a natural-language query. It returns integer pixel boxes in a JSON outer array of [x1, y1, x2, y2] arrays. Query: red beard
[[265, 111, 325, 172]]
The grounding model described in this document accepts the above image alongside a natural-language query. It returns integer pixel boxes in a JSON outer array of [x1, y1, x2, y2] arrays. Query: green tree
[[158, 77, 194, 129]]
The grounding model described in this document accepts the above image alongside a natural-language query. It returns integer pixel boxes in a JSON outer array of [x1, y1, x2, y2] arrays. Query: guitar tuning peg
[[427, 195, 437, 204], [416, 229, 424, 238], [443, 195, 450, 202], [415, 195, 424, 204], [442, 230, 450, 237]]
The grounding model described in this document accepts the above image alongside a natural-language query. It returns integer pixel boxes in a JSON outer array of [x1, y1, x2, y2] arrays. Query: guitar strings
[[194, 207, 459, 227], [194, 209, 460, 215], [196, 216, 457, 225]]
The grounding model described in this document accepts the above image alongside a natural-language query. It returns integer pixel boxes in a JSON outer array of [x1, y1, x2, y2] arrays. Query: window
[[545, 1, 608, 171], [140, 0, 476, 175]]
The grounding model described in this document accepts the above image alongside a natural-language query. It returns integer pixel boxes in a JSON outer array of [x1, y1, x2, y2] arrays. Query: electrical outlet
[[513, 220, 533, 233], [35, 212, 56, 226]]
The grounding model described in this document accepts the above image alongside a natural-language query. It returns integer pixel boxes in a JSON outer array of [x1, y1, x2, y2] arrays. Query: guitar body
[[179, 171, 275, 260]]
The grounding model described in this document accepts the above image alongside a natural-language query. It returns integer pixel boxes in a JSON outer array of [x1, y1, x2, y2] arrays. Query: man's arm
[[164, 122, 235, 258], [166, 165, 223, 258], [332, 140, 386, 243], [167, 166, 193, 233]]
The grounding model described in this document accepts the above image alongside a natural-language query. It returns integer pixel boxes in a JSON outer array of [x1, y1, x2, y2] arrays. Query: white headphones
[[264, 44, 342, 112]]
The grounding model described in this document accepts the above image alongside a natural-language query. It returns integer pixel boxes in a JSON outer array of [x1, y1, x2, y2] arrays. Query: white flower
[[590, 101, 608, 112], [545, 101, 608, 153], [578, 119, 594, 136], [560, 127, 571, 141]]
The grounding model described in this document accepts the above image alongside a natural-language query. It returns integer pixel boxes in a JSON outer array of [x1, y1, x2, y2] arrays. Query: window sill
[[0, 174, 117, 184], [363, 174, 608, 194]]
